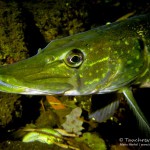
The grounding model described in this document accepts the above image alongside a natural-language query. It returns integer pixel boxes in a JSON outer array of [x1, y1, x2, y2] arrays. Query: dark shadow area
[[17, 2, 47, 56], [15, 95, 42, 126], [87, 0, 150, 26], [90, 91, 150, 146], [0, 95, 43, 142], [91, 93, 119, 112], [134, 88, 150, 123]]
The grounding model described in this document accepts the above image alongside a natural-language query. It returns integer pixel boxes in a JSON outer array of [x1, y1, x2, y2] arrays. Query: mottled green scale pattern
[[74, 14, 150, 94], [76, 38, 111, 94]]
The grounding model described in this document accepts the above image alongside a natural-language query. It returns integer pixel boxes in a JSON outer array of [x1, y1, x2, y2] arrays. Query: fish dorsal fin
[[122, 86, 150, 136]]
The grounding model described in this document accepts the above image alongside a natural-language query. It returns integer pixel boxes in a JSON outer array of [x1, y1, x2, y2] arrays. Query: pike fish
[[0, 14, 149, 133]]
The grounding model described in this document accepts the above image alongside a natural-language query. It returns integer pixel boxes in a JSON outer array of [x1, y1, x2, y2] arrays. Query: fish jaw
[[0, 51, 76, 95]]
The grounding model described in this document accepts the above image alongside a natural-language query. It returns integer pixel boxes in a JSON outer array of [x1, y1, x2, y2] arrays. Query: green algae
[[23, 0, 88, 43], [0, 92, 22, 127], [76, 132, 106, 150], [0, 1, 29, 65]]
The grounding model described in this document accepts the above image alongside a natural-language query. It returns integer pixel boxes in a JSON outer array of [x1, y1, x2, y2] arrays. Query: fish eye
[[64, 49, 84, 67]]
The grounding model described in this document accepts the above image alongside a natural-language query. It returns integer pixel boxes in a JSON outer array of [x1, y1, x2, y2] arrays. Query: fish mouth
[[0, 79, 27, 94], [0, 62, 74, 95], [0, 76, 73, 95]]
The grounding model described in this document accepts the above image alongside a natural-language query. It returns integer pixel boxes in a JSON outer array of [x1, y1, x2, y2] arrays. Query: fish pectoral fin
[[122, 86, 150, 135], [89, 100, 119, 123]]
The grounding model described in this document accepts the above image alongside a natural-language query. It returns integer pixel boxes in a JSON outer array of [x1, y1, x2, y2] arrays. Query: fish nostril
[[45, 56, 55, 64]]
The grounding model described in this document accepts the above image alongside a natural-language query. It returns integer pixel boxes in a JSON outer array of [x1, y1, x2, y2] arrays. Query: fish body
[[0, 14, 149, 95], [0, 14, 150, 133]]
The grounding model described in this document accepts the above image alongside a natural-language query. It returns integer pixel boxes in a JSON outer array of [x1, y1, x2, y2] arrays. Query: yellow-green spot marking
[[136, 55, 140, 60], [96, 70, 99, 73], [135, 68, 139, 72], [79, 74, 83, 78], [89, 72, 92, 76], [125, 40, 129, 45], [84, 78, 99, 85], [127, 60, 132, 64], [116, 41, 120, 45], [89, 57, 109, 67], [102, 73, 106, 78]]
